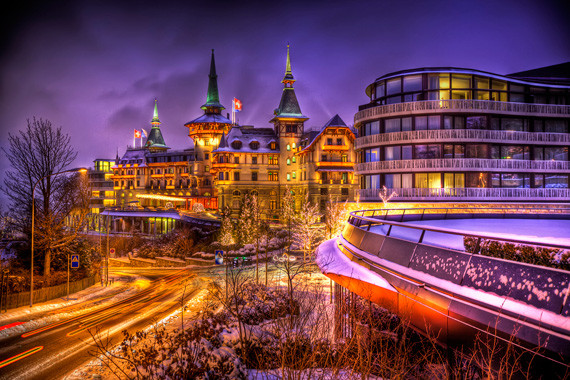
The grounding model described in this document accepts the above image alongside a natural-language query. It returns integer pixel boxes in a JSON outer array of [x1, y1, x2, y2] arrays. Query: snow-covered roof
[[213, 126, 280, 154]]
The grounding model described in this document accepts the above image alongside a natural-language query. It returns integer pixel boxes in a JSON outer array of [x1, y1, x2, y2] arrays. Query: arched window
[[250, 141, 260, 150], [292, 142, 296, 149], [233, 190, 241, 196], [287, 158, 291, 165], [292, 156, 296, 163], [286, 144, 291, 151]]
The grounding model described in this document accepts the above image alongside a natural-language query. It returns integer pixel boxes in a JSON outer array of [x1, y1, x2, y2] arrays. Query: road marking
[[0, 346, 44, 369], [0, 322, 24, 331]]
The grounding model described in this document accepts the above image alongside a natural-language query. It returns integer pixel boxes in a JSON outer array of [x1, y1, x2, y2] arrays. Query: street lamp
[[30, 167, 88, 307]]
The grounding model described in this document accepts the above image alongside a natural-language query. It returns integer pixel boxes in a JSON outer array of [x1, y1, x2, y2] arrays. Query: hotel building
[[105, 46, 357, 230], [355, 63, 570, 202]]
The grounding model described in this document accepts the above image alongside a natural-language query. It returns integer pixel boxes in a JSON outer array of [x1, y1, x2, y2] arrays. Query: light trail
[[0, 322, 24, 332], [0, 346, 43, 369]]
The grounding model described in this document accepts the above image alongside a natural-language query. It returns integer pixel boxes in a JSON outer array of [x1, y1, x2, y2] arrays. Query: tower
[[270, 44, 309, 208], [145, 98, 169, 152], [184, 50, 232, 197], [270, 44, 308, 138]]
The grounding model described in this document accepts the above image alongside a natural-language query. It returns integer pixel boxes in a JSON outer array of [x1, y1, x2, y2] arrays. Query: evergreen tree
[[218, 207, 235, 247]]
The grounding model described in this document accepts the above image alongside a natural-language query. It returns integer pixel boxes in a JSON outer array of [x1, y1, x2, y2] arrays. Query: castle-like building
[[107, 46, 357, 223]]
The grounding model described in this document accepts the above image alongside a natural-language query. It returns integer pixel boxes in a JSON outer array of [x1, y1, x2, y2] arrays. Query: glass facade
[[358, 68, 570, 200]]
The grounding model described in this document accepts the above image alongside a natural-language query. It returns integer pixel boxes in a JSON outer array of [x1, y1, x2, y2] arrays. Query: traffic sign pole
[[67, 254, 70, 302]]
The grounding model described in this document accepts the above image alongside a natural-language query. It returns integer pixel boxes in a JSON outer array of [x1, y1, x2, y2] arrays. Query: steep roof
[[145, 126, 169, 150], [201, 49, 225, 111], [298, 114, 354, 153]]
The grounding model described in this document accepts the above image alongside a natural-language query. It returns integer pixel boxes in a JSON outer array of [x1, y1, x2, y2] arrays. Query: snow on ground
[[0, 273, 150, 340], [67, 264, 338, 379], [248, 368, 381, 379], [370, 218, 570, 250], [316, 238, 396, 292]]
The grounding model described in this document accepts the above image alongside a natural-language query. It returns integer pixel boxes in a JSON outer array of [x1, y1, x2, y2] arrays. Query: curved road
[[0, 268, 210, 379]]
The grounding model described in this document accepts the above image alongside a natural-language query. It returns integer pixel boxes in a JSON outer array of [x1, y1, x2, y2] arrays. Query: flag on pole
[[233, 98, 242, 112], [134, 129, 142, 138], [141, 129, 148, 138]]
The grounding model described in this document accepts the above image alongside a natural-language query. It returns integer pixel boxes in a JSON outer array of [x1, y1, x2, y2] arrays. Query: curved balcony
[[355, 129, 570, 150], [358, 187, 570, 201], [354, 100, 570, 125], [356, 158, 570, 174]]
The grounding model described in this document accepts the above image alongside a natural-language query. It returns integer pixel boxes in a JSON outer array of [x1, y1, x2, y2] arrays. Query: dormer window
[[250, 141, 260, 150], [270, 142, 277, 150], [231, 140, 242, 149]]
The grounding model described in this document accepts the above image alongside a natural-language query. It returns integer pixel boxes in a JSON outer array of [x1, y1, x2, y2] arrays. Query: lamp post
[[30, 167, 87, 308]]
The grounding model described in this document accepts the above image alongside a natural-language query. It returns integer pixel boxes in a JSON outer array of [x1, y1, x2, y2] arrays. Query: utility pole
[[67, 253, 70, 301], [106, 215, 110, 286]]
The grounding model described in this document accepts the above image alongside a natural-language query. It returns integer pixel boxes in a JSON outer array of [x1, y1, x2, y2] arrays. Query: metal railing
[[358, 187, 570, 201], [347, 207, 570, 250], [354, 99, 570, 124], [356, 158, 570, 173], [355, 129, 570, 149]]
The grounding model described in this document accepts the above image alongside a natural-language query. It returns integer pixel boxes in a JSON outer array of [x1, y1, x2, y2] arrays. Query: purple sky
[[1, 0, 569, 207]]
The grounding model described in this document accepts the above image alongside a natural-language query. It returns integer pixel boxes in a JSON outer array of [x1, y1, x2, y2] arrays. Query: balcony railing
[[354, 100, 570, 125], [356, 158, 570, 174], [355, 129, 570, 150], [358, 187, 570, 201]]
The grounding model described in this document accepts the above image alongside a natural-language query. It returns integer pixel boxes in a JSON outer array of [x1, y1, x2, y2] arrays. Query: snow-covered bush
[[192, 203, 206, 213]]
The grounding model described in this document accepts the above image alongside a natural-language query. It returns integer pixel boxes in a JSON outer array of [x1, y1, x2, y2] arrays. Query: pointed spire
[[201, 49, 225, 111], [115, 148, 120, 164], [282, 43, 295, 85], [218, 130, 228, 149], [152, 98, 160, 124]]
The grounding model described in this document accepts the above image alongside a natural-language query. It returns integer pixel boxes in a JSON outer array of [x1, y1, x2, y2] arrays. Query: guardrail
[[358, 187, 570, 201], [347, 207, 570, 249], [354, 99, 570, 124], [355, 129, 570, 149], [356, 158, 570, 174]]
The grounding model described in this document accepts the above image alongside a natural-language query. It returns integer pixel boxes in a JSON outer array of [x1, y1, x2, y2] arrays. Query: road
[[0, 267, 213, 380]]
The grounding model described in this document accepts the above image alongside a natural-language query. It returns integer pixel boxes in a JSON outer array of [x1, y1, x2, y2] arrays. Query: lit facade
[[106, 46, 357, 221], [355, 64, 570, 201]]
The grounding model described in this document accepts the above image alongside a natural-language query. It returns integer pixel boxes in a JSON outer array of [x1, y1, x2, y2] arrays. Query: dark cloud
[[1, 0, 569, 206]]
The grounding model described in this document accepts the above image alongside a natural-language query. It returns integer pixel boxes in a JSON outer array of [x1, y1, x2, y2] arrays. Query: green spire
[[282, 43, 295, 85], [201, 49, 225, 111], [152, 98, 160, 124]]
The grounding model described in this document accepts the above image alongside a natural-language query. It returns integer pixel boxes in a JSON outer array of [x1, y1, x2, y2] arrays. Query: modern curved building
[[355, 63, 570, 202]]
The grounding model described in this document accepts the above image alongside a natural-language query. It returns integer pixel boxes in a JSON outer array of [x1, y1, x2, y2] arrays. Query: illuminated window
[[292, 142, 296, 149], [287, 173, 291, 181], [287, 144, 291, 151], [292, 156, 296, 163], [292, 172, 296, 179], [270, 142, 277, 150], [287, 158, 291, 165]]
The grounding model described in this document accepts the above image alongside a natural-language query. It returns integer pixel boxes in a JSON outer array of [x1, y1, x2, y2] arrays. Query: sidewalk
[[0, 272, 150, 340]]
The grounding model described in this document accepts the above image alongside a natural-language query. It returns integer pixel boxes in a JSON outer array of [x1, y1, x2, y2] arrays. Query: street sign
[[109, 248, 115, 255], [71, 254, 79, 268], [215, 250, 224, 265]]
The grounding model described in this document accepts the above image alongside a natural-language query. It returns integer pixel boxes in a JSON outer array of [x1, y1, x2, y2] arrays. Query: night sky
[[1, 0, 569, 206]]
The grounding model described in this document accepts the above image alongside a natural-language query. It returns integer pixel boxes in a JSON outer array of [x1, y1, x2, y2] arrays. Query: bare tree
[[293, 193, 322, 261], [324, 193, 349, 240], [1, 118, 87, 278]]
